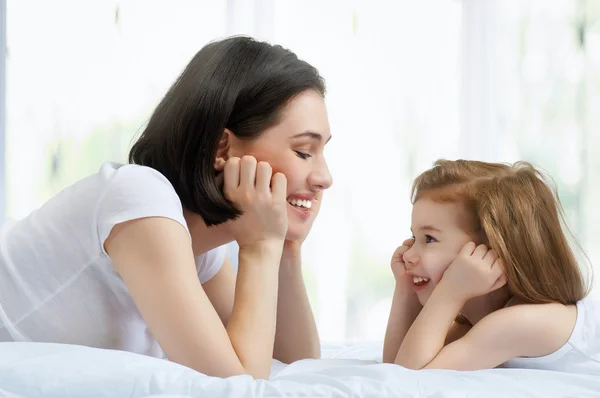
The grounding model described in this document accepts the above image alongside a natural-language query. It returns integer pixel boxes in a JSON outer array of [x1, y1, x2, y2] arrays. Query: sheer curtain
[[3, 0, 598, 344]]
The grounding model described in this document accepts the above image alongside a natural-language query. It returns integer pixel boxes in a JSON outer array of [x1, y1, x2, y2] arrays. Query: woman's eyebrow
[[291, 131, 332, 143]]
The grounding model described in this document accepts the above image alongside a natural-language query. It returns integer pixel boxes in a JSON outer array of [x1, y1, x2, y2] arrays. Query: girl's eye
[[425, 235, 437, 243], [294, 150, 311, 159]]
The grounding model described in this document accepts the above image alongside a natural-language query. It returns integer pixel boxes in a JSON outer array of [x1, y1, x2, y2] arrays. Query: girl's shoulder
[[500, 299, 577, 328], [477, 301, 577, 356]]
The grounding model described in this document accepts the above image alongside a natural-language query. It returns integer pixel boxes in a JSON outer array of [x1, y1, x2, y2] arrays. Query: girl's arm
[[396, 242, 505, 369], [408, 299, 574, 370], [444, 321, 471, 345], [383, 284, 422, 363], [272, 241, 320, 363], [383, 241, 422, 363], [395, 281, 463, 368], [394, 242, 575, 371]]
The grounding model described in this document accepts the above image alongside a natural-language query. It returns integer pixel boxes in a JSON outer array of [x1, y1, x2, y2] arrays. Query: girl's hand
[[391, 238, 417, 291], [441, 242, 507, 302]]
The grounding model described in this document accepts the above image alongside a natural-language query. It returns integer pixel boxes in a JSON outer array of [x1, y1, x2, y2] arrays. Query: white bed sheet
[[0, 341, 598, 397]]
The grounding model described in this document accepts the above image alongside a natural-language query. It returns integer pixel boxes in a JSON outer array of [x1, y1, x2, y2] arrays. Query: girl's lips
[[412, 280, 430, 292]]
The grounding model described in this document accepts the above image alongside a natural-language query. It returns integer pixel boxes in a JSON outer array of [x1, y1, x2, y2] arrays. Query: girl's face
[[225, 90, 333, 241], [403, 197, 475, 305]]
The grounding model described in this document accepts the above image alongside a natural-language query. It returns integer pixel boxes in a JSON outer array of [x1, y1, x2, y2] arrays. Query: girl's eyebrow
[[410, 225, 442, 234]]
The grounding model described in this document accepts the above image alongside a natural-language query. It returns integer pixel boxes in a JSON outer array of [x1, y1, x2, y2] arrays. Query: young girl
[[0, 36, 333, 379], [383, 159, 599, 375]]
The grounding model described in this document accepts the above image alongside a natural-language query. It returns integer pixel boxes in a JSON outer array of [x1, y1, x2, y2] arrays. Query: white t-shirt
[[503, 298, 600, 375], [0, 162, 226, 358]]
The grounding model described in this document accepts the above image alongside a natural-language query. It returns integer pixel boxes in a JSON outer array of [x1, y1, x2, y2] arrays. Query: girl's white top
[[503, 298, 600, 375]]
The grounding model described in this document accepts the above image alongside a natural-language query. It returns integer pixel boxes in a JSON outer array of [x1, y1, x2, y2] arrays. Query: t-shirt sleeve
[[195, 244, 227, 284], [95, 164, 190, 256]]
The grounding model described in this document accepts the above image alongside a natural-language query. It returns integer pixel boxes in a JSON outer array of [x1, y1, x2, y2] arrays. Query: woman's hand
[[223, 156, 288, 249]]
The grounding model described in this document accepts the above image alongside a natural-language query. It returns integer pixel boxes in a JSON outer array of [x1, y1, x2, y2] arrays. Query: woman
[[0, 36, 333, 379]]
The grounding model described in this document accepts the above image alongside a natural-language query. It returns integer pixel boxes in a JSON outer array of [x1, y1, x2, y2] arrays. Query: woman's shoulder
[[94, 162, 190, 252], [95, 161, 181, 208], [97, 161, 174, 189]]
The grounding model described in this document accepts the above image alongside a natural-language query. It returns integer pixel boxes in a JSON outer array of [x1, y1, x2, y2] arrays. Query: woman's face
[[226, 89, 333, 241]]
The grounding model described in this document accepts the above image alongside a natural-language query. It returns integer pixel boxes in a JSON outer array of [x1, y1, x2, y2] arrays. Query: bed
[[0, 341, 597, 397]]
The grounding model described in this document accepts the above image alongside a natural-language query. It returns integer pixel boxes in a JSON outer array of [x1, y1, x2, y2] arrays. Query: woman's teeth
[[413, 276, 430, 286], [287, 198, 312, 209]]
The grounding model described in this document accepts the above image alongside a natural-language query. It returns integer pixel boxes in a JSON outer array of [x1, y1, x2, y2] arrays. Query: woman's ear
[[214, 129, 232, 171]]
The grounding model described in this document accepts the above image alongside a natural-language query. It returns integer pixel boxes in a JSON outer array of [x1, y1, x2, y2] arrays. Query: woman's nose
[[308, 159, 333, 190]]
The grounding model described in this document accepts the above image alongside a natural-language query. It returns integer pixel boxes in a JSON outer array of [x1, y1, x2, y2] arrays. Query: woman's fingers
[[239, 156, 257, 188], [271, 172, 287, 201], [255, 161, 273, 195], [223, 157, 241, 192]]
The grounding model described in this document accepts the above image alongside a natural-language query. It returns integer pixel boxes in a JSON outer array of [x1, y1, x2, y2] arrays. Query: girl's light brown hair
[[412, 159, 590, 305]]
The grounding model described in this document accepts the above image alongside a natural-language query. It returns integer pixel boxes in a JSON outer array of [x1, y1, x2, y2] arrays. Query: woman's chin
[[285, 206, 315, 242], [284, 222, 311, 242]]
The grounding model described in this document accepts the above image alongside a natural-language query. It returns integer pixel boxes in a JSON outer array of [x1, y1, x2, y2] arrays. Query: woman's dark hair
[[129, 36, 326, 226]]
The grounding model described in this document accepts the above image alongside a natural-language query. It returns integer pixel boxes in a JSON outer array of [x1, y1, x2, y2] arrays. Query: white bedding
[[0, 342, 598, 397]]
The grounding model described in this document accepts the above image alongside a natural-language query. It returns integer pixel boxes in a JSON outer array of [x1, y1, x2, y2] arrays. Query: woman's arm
[[106, 217, 281, 379], [202, 255, 235, 326], [272, 241, 320, 363], [202, 243, 322, 364]]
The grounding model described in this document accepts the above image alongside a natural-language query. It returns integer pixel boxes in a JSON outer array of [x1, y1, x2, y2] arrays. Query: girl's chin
[[416, 290, 432, 306]]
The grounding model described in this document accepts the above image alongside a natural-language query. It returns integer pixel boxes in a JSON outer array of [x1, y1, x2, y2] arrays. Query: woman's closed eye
[[294, 150, 312, 159]]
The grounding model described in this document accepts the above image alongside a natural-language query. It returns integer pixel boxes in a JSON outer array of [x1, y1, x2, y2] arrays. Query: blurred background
[[1, 0, 599, 343]]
